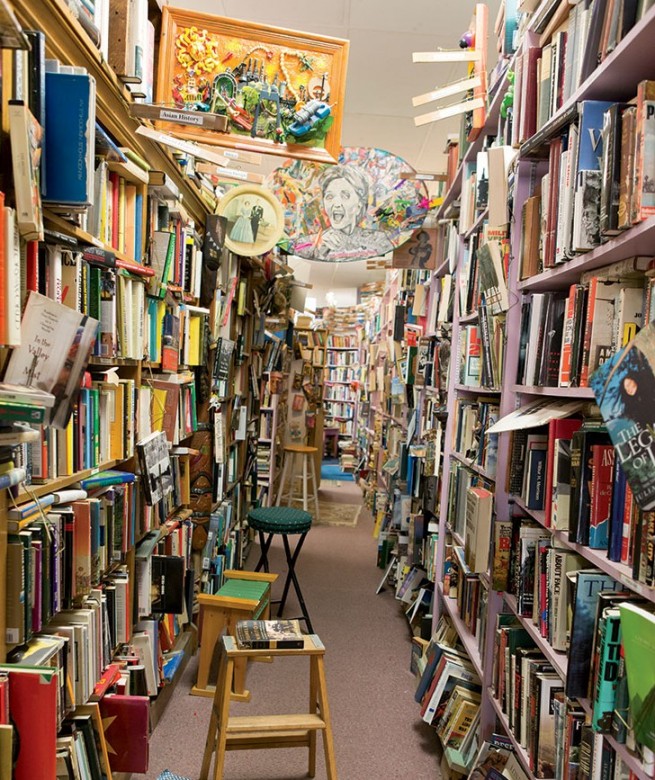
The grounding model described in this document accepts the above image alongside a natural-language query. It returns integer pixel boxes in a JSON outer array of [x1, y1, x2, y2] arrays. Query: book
[[235, 619, 306, 649], [0, 665, 58, 779], [98, 695, 149, 773], [464, 485, 493, 573], [8, 101, 43, 241], [44, 70, 96, 207], [590, 320, 655, 510], [618, 602, 655, 752], [3, 292, 99, 429], [566, 570, 620, 699]]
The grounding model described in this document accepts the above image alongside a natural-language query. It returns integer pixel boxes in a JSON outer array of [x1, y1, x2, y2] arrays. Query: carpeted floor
[[145, 481, 440, 779]]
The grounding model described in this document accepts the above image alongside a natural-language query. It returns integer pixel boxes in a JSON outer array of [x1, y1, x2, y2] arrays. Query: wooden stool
[[191, 570, 278, 700], [200, 634, 337, 780], [276, 444, 320, 519], [247, 506, 314, 633]]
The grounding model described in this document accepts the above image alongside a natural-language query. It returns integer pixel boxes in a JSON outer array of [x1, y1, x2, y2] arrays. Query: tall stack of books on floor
[[360, 0, 655, 778], [0, 1, 295, 776]]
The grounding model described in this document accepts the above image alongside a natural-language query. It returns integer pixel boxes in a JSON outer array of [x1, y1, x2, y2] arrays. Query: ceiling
[[172, 0, 501, 293]]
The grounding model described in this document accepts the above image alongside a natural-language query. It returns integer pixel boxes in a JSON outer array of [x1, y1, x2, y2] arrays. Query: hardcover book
[[44, 70, 96, 207], [3, 292, 98, 429], [565, 570, 620, 699], [235, 619, 306, 649], [618, 602, 655, 751], [98, 695, 149, 773]]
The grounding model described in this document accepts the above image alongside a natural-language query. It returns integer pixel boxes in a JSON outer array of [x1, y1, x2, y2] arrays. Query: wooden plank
[[399, 171, 448, 182], [129, 103, 228, 132], [413, 50, 481, 63], [226, 714, 326, 733], [195, 162, 265, 186], [226, 732, 311, 750], [412, 76, 481, 107], [414, 97, 485, 127]]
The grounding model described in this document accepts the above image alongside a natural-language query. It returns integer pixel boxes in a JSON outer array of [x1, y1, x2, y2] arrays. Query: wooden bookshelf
[[437, 583, 484, 680]]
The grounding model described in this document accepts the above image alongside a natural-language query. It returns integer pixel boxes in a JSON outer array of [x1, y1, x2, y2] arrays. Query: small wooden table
[[200, 634, 337, 780]]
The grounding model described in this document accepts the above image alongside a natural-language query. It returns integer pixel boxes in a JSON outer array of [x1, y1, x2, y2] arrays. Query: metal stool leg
[[277, 532, 313, 633], [254, 530, 274, 572]]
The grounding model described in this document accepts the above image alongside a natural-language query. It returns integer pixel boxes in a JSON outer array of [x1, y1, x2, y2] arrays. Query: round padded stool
[[248, 506, 314, 633], [276, 444, 320, 520]]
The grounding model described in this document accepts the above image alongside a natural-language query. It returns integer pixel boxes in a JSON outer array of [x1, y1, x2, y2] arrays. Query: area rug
[[320, 459, 355, 482], [285, 496, 362, 526], [314, 500, 362, 527]]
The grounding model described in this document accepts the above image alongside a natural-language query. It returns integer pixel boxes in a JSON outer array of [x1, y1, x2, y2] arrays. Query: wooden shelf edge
[[150, 627, 197, 731]]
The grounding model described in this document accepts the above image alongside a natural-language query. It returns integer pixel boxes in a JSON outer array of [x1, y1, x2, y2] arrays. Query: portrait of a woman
[[295, 165, 394, 262], [229, 198, 255, 244]]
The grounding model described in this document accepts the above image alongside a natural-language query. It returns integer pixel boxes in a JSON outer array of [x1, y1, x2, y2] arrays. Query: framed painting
[[156, 7, 350, 164], [216, 184, 285, 257]]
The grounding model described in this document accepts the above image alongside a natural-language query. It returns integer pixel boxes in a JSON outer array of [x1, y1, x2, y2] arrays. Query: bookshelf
[[324, 331, 360, 459], [0, 0, 277, 774], [284, 326, 326, 481], [406, 1, 655, 778]]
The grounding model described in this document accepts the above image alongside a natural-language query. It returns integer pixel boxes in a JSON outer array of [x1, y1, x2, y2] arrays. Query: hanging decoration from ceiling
[[266, 147, 429, 263]]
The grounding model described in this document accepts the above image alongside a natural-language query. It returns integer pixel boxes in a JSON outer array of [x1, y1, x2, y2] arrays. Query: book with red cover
[[92, 662, 122, 700], [544, 417, 583, 527], [0, 665, 58, 779], [99, 694, 149, 773], [589, 443, 615, 549]]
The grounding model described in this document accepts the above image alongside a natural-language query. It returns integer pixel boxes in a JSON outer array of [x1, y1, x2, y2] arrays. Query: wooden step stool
[[200, 634, 337, 780], [191, 571, 278, 700]]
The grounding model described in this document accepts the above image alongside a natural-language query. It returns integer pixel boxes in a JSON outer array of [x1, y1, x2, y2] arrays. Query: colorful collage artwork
[[266, 147, 428, 263]]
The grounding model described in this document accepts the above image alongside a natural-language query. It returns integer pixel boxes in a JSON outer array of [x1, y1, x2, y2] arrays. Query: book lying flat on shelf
[[235, 619, 306, 649]]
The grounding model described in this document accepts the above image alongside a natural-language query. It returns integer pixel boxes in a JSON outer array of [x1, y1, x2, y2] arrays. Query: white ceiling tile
[[348, 0, 477, 36], [220, 0, 351, 30]]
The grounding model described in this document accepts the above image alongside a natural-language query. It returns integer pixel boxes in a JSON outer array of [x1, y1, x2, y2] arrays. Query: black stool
[[247, 506, 314, 633]]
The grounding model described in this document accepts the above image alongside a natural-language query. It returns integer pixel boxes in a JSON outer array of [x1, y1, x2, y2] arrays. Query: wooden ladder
[[200, 635, 337, 780]]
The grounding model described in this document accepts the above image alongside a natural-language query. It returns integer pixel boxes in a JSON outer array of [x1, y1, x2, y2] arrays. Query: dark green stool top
[[248, 506, 312, 534]]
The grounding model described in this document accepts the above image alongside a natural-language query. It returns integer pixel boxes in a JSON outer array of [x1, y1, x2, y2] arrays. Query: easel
[[200, 635, 337, 780], [411, 3, 488, 140]]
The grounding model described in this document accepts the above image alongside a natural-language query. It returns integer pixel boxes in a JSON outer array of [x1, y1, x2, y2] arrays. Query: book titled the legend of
[[235, 619, 306, 649]]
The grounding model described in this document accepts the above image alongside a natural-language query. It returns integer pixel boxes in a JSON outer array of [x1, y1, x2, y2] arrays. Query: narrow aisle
[[145, 481, 440, 779]]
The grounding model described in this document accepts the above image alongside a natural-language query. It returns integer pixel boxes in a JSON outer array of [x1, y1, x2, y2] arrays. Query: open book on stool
[[235, 619, 307, 649]]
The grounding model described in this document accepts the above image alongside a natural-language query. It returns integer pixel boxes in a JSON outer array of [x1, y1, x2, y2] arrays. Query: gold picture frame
[[217, 184, 285, 257], [156, 7, 350, 164]]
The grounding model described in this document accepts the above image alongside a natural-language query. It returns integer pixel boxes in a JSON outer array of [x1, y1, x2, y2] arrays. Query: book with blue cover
[[576, 101, 615, 173], [590, 320, 655, 510], [565, 570, 620, 699], [44, 70, 96, 206]]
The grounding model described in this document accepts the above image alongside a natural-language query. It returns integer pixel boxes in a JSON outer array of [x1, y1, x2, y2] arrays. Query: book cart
[[360, 1, 655, 778], [0, 0, 288, 774]]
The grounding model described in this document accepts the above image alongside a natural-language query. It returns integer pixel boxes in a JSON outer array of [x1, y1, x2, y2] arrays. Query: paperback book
[[235, 619, 306, 649], [590, 321, 655, 509]]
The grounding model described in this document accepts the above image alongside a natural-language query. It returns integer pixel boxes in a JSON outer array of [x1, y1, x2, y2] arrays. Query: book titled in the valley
[[235, 619, 306, 649], [590, 321, 655, 509]]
